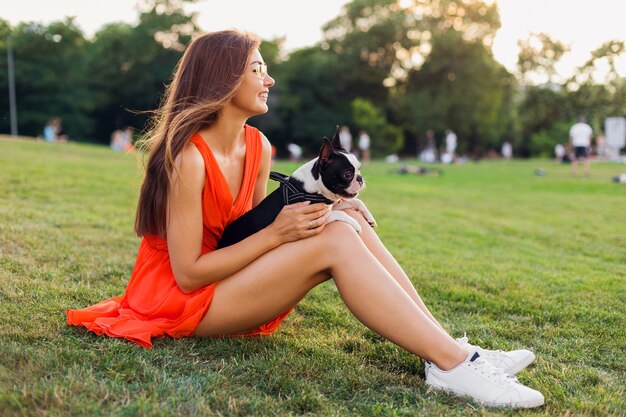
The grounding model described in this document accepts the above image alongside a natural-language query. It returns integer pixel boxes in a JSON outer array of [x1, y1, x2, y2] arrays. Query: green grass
[[1, 136, 625, 416]]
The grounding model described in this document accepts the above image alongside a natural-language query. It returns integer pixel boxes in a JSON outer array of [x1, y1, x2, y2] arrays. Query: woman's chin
[[238, 102, 269, 118], [254, 104, 269, 115]]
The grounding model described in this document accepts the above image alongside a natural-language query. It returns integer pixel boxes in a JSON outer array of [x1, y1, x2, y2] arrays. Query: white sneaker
[[426, 352, 545, 409], [457, 334, 535, 375]]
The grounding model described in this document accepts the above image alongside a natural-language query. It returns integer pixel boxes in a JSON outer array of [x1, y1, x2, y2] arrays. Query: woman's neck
[[199, 115, 247, 155]]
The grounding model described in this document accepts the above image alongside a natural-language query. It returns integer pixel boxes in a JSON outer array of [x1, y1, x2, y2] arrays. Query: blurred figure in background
[[569, 115, 593, 176], [441, 129, 457, 164], [43, 117, 68, 143], [501, 141, 512, 160], [419, 129, 437, 163], [287, 142, 303, 162], [110, 126, 135, 152], [555, 143, 566, 163], [358, 129, 371, 163], [338, 125, 352, 152]]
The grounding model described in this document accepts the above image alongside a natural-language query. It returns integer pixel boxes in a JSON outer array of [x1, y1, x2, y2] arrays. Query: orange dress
[[66, 125, 293, 348]]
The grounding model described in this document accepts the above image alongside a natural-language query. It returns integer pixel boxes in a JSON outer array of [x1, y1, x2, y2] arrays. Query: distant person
[[419, 129, 437, 163], [358, 129, 371, 163], [442, 129, 457, 164], [555, 143, 566, 163], [110, 129, 123, 151], [286, 142, 303, 162], [43, 119, 56, 142], [43, 117, 68, 143], [110, 126, 135, 152], [398, 164, 442, 177], [338, 125, 352, 152], [123, 127, 135, 151], [501, 141, 512, 160], [569, 115, 593, 176], [384, 153, 399, 164]]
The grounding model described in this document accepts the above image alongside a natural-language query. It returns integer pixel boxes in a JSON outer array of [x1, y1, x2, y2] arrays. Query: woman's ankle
[[433, 346, 469, 371]]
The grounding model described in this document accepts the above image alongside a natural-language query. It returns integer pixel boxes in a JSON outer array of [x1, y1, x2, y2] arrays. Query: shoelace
[[470, 357, 518, 385], [458, 333, 504, 359]]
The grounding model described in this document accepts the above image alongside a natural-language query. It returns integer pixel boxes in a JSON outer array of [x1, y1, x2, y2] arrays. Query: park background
[[1, 1, 625, 416], [1, 0, 626, 157]]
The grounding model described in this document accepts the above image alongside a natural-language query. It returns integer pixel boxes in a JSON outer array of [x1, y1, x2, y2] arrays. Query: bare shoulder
[[258, 132, 272, 171], [172, 141, 205, 187], [259, 132, 271, 154]]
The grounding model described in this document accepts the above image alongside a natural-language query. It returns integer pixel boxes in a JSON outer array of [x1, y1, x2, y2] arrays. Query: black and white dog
[[217, 126, 376, 248]]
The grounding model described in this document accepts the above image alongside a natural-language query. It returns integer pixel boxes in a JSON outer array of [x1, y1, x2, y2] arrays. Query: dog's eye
[[343, 172, 353, 181]]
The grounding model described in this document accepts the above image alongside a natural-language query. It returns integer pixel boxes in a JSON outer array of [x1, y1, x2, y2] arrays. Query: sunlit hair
[[135, 30, 260, 237]]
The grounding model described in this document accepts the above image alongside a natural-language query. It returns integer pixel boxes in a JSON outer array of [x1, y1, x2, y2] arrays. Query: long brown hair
[[135, 30, 259, 237]]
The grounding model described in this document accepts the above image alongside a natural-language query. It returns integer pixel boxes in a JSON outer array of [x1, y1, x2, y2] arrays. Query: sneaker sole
[[505, 351, 536, 375], [481, 396, 544, 409], [426, 383, 545, 409]]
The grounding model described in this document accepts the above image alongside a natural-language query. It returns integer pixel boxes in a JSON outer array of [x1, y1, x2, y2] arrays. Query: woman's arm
[[166, 141, 329, 294], [252, 132, 272, 207]]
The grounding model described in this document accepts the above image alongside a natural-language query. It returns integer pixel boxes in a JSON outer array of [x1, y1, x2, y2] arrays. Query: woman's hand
[[267, 202, 331, 244]]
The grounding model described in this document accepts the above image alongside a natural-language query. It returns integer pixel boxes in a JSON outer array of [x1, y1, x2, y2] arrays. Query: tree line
[[1, 0, 624, 158]]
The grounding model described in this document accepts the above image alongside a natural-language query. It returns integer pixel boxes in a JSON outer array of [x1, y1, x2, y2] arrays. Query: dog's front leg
[[333, 199, 377, 228], [326, 211, 362, 233]]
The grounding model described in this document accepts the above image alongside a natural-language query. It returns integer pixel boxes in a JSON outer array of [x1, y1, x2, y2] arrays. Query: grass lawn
[[1, 136, 624, 416]]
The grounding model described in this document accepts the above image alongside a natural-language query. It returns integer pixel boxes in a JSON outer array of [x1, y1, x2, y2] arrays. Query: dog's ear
[[331, 125, 343, 150], [319, 137, 333, 166]]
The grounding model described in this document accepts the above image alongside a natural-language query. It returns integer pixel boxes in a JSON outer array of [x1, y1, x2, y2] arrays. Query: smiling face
[[228, 49, 275, 117]]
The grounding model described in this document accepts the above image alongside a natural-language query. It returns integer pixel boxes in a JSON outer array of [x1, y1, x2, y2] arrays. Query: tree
[[517, 33, 569, 85], [0, 19, 14, 133], [322, 0, 417, 101], [516, 86, 566, 157], [351, 97, 403, 155], [320, 0, 500, 99], [396, 29, 515, 154], [519, 38, 626, 157], [0, 18, 92, 139], [405, 0, 501, 46], [84, 0, 198, 143], [268, 46, 348, 155], [570, 40, 625, 88], [0, 0, 198, 143]]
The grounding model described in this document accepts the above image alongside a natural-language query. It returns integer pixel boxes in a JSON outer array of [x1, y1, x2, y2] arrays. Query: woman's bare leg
[[195, 222, 467, 370], [342, 209, 445, 330]]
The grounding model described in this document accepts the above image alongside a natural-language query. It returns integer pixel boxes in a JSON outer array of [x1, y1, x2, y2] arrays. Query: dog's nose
[[356, 174, 363, 185]]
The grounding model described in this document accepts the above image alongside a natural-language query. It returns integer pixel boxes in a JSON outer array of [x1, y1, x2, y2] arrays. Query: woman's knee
[[323, 219, 361, 236], [319, 220, 363, 254]]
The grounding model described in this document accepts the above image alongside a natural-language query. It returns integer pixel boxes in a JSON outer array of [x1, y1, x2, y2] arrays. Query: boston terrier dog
[[217, 126, 376, 248]]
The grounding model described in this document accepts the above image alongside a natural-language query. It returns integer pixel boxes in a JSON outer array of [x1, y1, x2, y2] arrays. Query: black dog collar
[[270, 171, 334, 205]]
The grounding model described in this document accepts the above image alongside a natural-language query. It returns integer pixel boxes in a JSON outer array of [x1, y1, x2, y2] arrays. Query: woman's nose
[[264, 74, 275, 87]]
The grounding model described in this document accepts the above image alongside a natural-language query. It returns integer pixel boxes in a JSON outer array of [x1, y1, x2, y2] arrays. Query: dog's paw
[[327, 211, 362, 233], [350, 218, 363, 233], [334, 199, 376, 228], [357, 204, 377, 228]]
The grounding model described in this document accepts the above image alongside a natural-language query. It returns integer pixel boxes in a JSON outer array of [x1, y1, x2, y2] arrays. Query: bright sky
[[494, 0, 626, 82], [2, 0, 625, 82]]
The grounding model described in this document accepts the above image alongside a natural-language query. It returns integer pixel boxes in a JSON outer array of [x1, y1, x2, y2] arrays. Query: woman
[[67, 30, 544, 409]]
